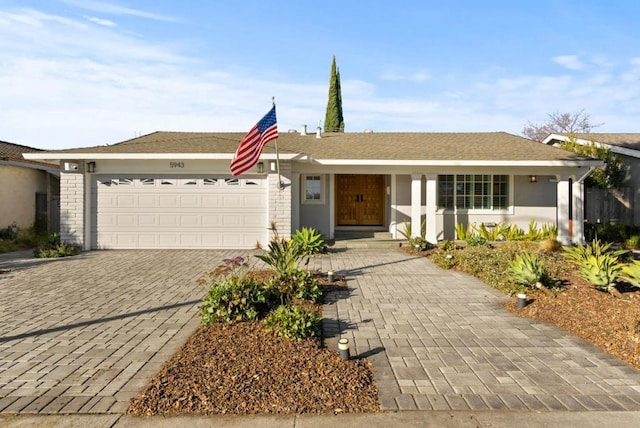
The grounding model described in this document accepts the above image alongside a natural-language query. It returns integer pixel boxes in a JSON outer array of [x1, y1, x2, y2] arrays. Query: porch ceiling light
[[529, 175, 537, 183]]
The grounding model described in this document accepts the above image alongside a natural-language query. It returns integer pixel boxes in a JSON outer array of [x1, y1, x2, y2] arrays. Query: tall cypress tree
[[324, 56, 344, 132]]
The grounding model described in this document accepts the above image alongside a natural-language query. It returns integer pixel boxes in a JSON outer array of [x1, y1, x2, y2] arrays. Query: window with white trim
[[438, 174, 509, 210], [302, 175, 324, 204]]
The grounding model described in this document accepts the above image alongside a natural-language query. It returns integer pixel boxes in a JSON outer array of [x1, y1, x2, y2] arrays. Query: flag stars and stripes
[[230, 106, 278, 176]]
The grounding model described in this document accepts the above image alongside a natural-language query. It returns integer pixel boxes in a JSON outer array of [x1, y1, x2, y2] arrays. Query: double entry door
[[336, 174, 385, 226]]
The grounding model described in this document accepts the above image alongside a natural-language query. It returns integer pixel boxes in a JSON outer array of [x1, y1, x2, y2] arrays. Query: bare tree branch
[[522, 109, 603, 142]]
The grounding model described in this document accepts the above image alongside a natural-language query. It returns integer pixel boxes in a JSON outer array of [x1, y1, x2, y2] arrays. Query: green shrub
[[508, 253, 544, 288], [264, 304, 321, 340], [440, 240, 456, 251], [0, 240, 18, 253], [399, 219, 433, 251], [625, 235, 640, 249], [291, 227, 325, 257], [266, 267, 321, 305], [465, 235, 489, 247], [33, 233, 81, 258], [0, 223, 18, 240], [201, 276, 268, 324], [429, 248, 457, 269], [199, 256, 271, 324]]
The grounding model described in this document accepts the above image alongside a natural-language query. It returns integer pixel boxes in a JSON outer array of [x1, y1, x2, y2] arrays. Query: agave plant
[[291, 227, 325, 258], [577, 253, 624, 297], [508, 253, 545, 290], [563, 239, 627, 265], [620, 260, 640, 288]]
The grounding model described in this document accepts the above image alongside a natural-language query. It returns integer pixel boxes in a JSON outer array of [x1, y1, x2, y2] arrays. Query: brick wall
[[59, 172, 84, 246], [268, 162, 292, 239]]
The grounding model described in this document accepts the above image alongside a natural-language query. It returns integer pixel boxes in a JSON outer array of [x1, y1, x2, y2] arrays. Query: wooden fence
[[585, 187, 634, 225]]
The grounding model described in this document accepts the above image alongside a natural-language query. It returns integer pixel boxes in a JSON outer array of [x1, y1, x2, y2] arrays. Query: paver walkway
[[3, 247, 640, 417], [313, 248, 640, 412], [0, 249, 249, 414]]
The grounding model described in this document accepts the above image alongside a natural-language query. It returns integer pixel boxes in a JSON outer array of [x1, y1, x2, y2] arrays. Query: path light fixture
[[517, 293, 528, 308], [327, 270, 334, 283], [338, 338, 350, 360]]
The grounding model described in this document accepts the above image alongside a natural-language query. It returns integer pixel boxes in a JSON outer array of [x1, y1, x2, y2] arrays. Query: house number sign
[[169, 162, 185, 168]]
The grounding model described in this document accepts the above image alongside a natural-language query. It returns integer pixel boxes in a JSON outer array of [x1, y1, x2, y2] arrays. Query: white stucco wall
[[0, 165, 47, 229]]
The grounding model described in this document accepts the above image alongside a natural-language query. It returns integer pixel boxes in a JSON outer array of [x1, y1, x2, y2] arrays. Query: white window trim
[[301, 174, 325, 205], [437, 174, 514, 214]]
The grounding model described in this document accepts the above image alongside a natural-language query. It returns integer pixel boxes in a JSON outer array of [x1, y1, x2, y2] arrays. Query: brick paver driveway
[[313, 248, 640, 412], [0, 249, 245, 414]]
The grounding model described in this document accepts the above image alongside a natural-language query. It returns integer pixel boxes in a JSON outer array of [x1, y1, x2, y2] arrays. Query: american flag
[[230, 106, 278, 176]]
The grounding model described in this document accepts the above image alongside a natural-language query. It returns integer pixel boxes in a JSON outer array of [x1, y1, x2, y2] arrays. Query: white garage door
[[94, 176, 267, 249]]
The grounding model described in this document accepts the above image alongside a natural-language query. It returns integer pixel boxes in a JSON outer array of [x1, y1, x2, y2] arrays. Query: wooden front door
[[336, 175, 385, 226]]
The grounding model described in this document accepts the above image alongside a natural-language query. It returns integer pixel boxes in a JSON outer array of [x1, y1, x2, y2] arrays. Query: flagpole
[[272, 97, 283, 189]]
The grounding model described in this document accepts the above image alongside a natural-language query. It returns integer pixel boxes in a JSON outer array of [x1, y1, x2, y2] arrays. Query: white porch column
[[411, 173, 423, 238], [572, 180, 585, 244], [425, 174, 437, 243], [390, 174, 398, 239], [557, 179, 571, 245]]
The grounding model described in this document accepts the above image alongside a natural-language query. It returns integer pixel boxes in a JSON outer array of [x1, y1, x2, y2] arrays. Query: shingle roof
[[51, 131, 593, 162], [0, 140, 43, 160], [568, 133, 640, 151], [0, 140, 58, 169]]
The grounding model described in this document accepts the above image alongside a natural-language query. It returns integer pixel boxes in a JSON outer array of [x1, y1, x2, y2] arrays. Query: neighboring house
[[0, 141, 60, 232], [24, 131, 602, 250], [543, 133, 640, 225]]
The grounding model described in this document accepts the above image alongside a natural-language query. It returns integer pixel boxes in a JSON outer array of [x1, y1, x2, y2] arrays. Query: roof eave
[[0, 159, 60, 175], [543, 134, 640, 159], [24, 153, 308, 161], [312, 159, 604, 167]]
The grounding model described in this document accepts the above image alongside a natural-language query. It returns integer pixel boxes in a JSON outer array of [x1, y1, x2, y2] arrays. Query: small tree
[[324, 55, 344, 133], [559, 136, 626, 188], [523, 109, 601, 142]]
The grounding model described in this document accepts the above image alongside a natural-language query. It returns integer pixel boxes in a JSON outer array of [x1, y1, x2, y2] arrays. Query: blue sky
[[1, 0, 639, 149]]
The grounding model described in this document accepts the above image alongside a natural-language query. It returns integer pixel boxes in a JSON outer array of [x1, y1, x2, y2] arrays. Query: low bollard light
[[338, 338, 350, 360], [517, 293, 528, 308], [327, 270, 334, 283]]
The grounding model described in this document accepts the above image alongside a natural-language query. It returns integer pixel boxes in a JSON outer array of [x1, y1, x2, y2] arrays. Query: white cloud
[[1, 6, 639, 149], [61, 0, 176, 22], [86, 16, 117, 27], [380, 69, 431, 82], [552, 55, 585, 71]]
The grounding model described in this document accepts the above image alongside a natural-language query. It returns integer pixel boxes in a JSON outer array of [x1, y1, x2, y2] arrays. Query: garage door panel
[[158, 195, 178, 206], [201, 215, 221, 226], [116, 195, 137, 207], [179, 195, 200, 207], [117, 215, 137, 226], [95, 176, 267, 249], [201, 196, 221, 207], [138, 196, 156, 207]]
